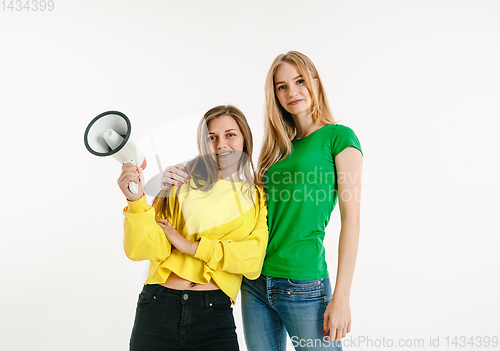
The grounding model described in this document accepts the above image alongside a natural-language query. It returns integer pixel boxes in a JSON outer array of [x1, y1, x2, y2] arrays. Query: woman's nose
[[217, 140, 228, 149]]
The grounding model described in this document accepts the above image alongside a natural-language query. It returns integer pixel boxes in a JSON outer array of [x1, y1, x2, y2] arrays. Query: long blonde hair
[[153, 105, 260, 223], [256, 51, 336, 187]]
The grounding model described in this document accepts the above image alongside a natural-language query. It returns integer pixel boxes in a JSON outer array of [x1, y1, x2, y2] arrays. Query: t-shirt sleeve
[[332, 124, 363, 157]]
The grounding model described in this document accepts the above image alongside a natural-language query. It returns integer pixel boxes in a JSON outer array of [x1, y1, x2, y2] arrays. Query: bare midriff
[[160, 272, 220, 291]]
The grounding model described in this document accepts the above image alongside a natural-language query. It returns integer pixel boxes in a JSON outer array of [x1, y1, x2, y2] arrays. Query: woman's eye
[[277, 85, 286, 91], [297, 79, 304, 84], [208, 136, 216, 141], [227, 133, 235, 138]]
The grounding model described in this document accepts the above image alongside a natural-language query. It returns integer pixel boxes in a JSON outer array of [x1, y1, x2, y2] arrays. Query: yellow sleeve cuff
[[194, 236, 214, 263], [124, 195, 150, 213]]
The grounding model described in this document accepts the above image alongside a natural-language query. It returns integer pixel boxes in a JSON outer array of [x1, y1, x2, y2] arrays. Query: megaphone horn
[[84, 111, 147, 194]]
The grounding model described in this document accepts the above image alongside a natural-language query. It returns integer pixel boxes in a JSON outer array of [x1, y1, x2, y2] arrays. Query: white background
[[1, 1, 499, 350]]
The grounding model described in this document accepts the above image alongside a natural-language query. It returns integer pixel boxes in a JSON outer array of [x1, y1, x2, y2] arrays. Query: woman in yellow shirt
[[117, 105, 268, 351]]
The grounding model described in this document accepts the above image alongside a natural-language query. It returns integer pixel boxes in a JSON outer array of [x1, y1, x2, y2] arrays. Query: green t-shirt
[[261, 124, 363, 280]]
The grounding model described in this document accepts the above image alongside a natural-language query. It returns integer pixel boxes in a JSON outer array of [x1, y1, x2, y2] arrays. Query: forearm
[[193, 199, 268, 276], [333, 217, 360, 299], [193, 235, 267, 276], [181, 239, 199, 256]]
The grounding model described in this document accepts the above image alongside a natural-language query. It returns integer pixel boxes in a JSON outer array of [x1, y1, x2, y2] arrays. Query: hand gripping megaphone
[[84, 111, 147, 194]]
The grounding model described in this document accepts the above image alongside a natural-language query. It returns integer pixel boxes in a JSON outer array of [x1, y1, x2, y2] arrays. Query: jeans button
[[183, 293, 189, 300]]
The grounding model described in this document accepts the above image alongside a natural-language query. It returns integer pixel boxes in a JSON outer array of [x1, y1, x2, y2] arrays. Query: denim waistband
[[142, 284, 230, 307]]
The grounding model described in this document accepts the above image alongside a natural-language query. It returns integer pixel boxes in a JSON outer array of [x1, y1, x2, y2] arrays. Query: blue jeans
[[241, 274, 342, 351], [129, 284, 239, 351]]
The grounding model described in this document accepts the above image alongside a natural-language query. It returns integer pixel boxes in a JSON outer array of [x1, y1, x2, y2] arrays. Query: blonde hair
[[256, 51, 336, 187], [153, 105, 260, 223]]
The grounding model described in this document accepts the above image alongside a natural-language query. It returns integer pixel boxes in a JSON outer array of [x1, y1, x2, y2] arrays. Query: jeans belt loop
[[204, 293, 212, 308]]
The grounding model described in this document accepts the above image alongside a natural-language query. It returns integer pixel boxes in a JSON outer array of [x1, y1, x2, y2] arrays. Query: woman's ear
[[314, 78, 319, 89]]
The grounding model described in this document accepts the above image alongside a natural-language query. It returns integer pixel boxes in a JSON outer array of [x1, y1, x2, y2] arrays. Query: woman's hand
[[117, 164, 145, 202], [323, 295, 351, 342], [160, 164, 189, 190], [156, 218, 198, 255]]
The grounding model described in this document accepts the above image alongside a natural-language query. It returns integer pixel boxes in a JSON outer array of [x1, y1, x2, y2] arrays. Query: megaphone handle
[[129, 181, 139, 195], [123, 160, 139, 195]]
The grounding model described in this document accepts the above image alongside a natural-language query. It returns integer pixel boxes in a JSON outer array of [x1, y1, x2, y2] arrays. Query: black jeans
[[129, 284, 239, 351]]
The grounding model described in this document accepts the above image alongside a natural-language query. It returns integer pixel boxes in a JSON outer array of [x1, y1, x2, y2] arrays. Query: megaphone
[[84, 111, 147, 194]]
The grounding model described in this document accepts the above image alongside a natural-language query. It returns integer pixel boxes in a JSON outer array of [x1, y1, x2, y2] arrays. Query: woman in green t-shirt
[[162, 51, 363, 351]]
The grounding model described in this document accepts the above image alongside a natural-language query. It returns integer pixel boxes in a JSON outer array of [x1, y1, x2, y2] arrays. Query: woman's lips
[[288, 99, 303, 106], [217, 151, 233, 159]]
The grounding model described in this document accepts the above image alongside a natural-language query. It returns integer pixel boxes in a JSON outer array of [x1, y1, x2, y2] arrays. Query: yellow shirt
[[122, 179, 268, 303]]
